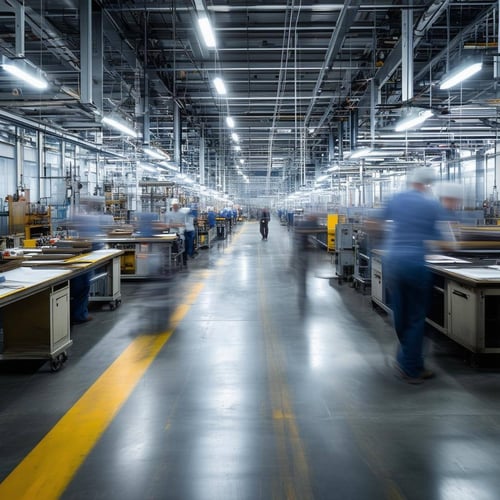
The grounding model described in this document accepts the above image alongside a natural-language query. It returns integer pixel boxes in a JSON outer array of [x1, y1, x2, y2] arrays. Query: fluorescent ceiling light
[[349, 147, 372, 159], [2, 60, 48, 90], [102, 116, 138, 137], [198, 17, 216, 48], [440, 61, 483, 90], [159, 161, 179, 172], [144, 146, 169, 160], [138, 163, 157, 173], [226, 116, 235, 128], [395, 109, 433, 132], [231, 132, 239, 142], [213, 77, 226, 95]]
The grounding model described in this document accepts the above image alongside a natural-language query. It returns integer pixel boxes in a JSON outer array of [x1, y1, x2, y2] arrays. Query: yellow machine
[[327, 214, 345, 252]]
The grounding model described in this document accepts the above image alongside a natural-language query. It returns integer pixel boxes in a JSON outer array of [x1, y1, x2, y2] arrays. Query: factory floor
[[1, 219, 500, 500]]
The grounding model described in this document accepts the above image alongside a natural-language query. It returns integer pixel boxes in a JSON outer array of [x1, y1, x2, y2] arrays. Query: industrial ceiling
[[0, 0, 499, 199]]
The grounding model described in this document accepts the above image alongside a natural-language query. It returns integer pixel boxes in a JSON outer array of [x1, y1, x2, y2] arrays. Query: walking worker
[[259, 207, 271, 240], [379, 167, 451, 384]]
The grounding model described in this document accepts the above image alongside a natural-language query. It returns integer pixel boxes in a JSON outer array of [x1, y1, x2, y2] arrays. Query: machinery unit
[[353, 229, 371, 293], [335, 223, 355, 284], [327, 214, 341, 252]]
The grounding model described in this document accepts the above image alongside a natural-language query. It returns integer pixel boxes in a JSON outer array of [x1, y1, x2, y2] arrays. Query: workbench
[[427, 264, 500, 354], [102, 234, 183, 278], [0, 248, 123, 370], [370, 250, 500, 354]]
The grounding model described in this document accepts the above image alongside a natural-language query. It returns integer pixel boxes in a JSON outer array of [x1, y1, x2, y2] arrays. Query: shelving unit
[[8, 199, 52, 241], [139, 181, 175, 216], [104, 184, 128, 222]]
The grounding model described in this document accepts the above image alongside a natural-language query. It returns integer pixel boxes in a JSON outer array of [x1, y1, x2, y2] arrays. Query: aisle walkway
[[1, 220, 500, 500]]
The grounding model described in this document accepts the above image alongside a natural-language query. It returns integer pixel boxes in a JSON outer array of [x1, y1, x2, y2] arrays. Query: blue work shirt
[[381, 189, 445, 263]]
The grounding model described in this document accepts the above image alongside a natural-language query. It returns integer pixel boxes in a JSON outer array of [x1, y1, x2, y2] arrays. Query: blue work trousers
[[386, 258, 432, 377], [184, 230, 195, 258]]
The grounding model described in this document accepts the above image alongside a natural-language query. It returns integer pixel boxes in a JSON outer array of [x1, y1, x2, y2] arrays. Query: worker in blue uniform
[[379, 167, 450, 384], [259, 207, 271, 240]]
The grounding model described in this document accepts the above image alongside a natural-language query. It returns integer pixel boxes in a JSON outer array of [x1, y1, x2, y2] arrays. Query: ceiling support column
[[350, 109, 358, 151], [476, 149, 486, 206], [338, 121, 344, 161], [92, 7, 103, 114], [79, 0, 92, 105], [199, 126, 206, 185], [14, 1, 25, 57], [401, 3, 414, 103], [328, 129, 335, 164], [174, 103, 182, 172]]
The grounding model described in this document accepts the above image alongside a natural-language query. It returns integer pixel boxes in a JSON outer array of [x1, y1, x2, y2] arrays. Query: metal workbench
[[0, 249, 123, 370], [102, 234, 182, 278]]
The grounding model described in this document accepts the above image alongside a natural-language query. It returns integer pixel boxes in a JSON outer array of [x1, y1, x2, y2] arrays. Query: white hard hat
[[410, 167, 436, 185]]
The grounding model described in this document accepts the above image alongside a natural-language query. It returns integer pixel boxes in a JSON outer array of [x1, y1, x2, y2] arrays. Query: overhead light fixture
[[102, 115, 138, 138], [231, 132, 239, 142], [159, 161, 179, 172], [144, 146, 170, 160], [394, 108, 433, 132], [439, 61, 483, 90], [198, 16, 216, 48], [1, 57, 48, 90], [349, 147, 372, 159], [213, 77, 226, 95], [138, 162, 157, 173], [226, 116, 235, 128]]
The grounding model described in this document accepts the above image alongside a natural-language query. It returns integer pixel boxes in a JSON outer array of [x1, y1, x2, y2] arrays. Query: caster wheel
[[51, 353, 68, 372], [50, 359, 62, 372]]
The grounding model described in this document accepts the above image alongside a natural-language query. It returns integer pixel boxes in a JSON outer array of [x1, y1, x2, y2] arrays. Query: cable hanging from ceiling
[[265, 0, 302, 195]]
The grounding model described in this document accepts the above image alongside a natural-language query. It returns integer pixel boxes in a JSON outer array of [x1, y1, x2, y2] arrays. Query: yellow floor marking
[[0, 281, 206, 500], [257, 248, 314, 500]]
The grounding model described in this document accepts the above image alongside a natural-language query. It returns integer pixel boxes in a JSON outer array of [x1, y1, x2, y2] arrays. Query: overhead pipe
[[0, 108, 123, 156]]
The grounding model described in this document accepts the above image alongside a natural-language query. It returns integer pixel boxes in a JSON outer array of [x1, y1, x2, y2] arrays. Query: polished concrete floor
[[1, 220, 500, 500]]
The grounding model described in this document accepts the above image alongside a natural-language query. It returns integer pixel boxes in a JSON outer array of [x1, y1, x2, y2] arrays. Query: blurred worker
[[181, 206, 196, 259], [164, 200, 188, 266], [434, 182, 463, 248], [66, 209, 111, 324], [292, 213, 321, 306], [379, 167, 449, 384], [259, 207, 271, 240]]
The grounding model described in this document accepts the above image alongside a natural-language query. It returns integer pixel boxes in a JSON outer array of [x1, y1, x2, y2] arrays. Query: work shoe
[[394, 364, 424, 385], [419, 369, 435, 379]]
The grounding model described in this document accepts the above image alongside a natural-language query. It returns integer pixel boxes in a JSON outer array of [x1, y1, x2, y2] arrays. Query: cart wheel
[[50, 353, 68, 372], [109, 301, 116, 310], [50, 358, 62, 372]]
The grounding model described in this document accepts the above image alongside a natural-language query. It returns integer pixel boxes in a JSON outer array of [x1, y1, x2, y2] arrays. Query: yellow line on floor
[[257, 247, 314, 500], [0, 281, 205, 500]]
